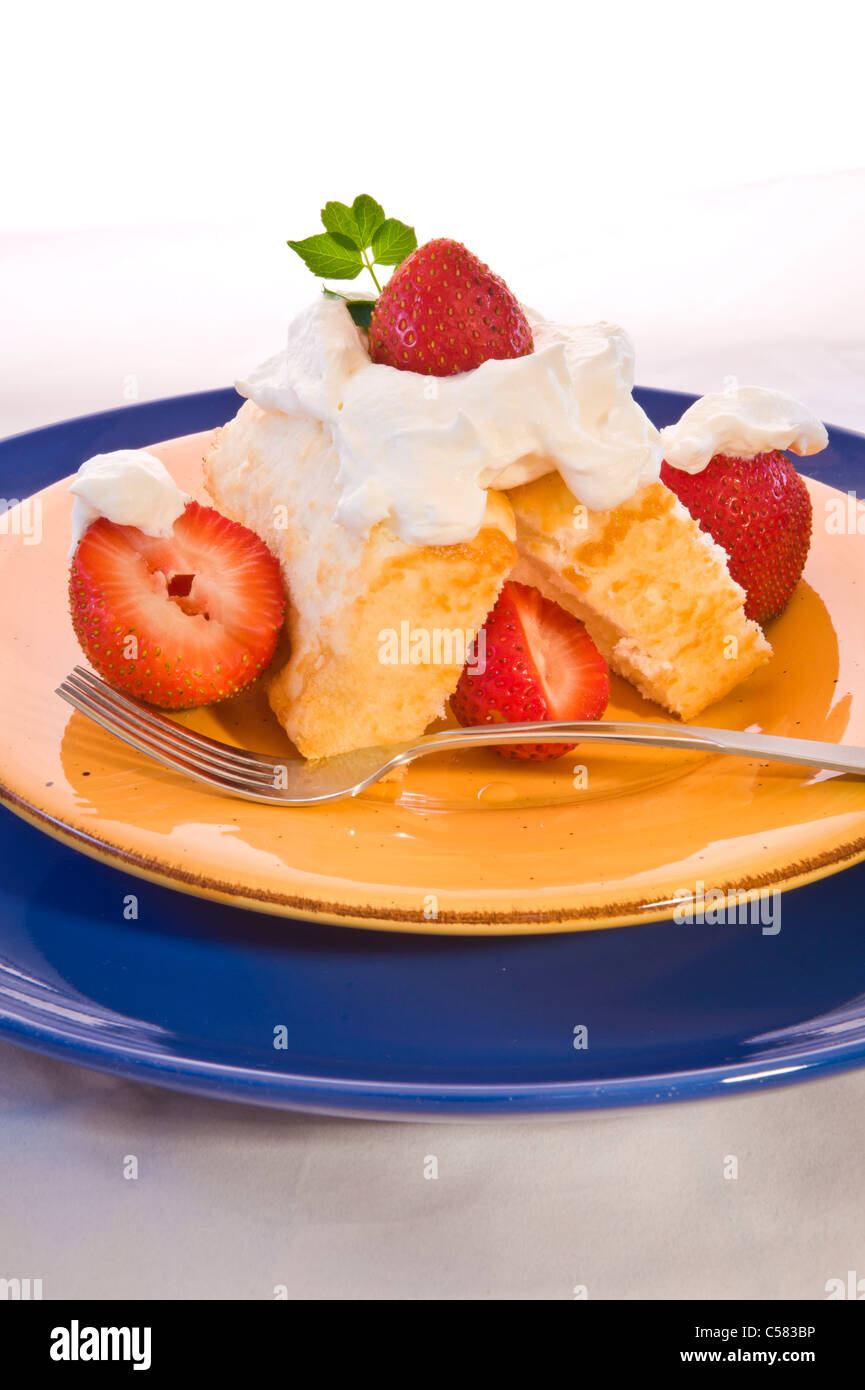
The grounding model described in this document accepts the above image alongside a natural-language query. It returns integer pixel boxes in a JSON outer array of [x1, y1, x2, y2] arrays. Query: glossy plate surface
[[1, 387, 865, 1114], [1, 391, 864, 932]]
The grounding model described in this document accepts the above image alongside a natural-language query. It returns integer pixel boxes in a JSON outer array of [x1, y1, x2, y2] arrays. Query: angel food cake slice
[[507, 474, 771, 719], [204, 401, 516, 759], [203, 290, 666, 759]]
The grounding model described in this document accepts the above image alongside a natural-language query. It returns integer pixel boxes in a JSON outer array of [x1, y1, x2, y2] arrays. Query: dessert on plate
[[66, 195, 829, 768], [203, 393, 516, 759]]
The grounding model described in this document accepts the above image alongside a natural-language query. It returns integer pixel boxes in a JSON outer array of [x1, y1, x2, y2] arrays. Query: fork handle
[[393, 721, 865, 777]]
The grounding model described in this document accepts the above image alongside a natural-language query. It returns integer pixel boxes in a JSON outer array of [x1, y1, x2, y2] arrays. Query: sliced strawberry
[[451, 582, 609, 760], [69, 501, 284, 709], [660, 450, 812, 625], [368, 237, 533, 376]]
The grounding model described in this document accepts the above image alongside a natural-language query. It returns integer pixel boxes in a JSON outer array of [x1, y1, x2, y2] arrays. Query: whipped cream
[[237, 297, 662, 545], [661, 386, 828, 474], [69, 450, 188, 553]]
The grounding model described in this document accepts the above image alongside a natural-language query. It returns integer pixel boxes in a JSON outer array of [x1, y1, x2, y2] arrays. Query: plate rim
[[4, 963, 865, 1117], [3, 780, 865, 936]]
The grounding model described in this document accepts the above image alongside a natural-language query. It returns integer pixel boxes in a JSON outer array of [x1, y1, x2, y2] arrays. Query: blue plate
[[1, 388, 864, 1118]]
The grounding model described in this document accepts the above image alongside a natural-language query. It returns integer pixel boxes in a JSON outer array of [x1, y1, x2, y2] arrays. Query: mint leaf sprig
[[288, 195, 417, 326]]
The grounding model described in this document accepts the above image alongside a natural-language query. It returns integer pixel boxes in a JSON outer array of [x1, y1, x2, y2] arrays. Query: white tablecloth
[[1, 170, 864, 1300]]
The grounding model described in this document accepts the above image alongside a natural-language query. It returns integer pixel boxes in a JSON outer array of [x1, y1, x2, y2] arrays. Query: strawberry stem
[[362, 249, 382, 294]]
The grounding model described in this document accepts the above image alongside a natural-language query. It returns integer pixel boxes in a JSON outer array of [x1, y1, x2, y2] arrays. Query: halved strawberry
[[451, 582, 609, 760], [69, 501, 285, 708]]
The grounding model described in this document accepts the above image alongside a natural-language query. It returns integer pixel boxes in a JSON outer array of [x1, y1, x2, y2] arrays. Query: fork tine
[[62, 676, 279, 790], [70, 666, 283, 775], [58, 683, 282, 802], [65, 670, 279, 785], [57, 679, 281, 794], [57, 682, 284, 801], [64, 675, 276, 788]]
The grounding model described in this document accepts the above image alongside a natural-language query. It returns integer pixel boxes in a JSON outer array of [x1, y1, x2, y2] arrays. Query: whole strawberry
[[368, 238, 533, 376], [660, 451, 812, 625]]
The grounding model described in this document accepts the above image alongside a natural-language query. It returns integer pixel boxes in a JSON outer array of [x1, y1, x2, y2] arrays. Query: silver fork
[[56, 665, 865, 807]]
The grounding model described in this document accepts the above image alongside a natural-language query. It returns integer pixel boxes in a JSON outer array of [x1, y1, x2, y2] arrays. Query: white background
[[2, 0, 865, 1301], [3, 0, 865, 437]]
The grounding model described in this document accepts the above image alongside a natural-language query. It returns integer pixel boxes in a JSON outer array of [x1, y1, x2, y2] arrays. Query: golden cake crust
[[508, 473, 771, 719]]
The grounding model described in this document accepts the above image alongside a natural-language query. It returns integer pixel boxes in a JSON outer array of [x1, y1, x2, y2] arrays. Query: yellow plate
[[1, 429, 864, 934]]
